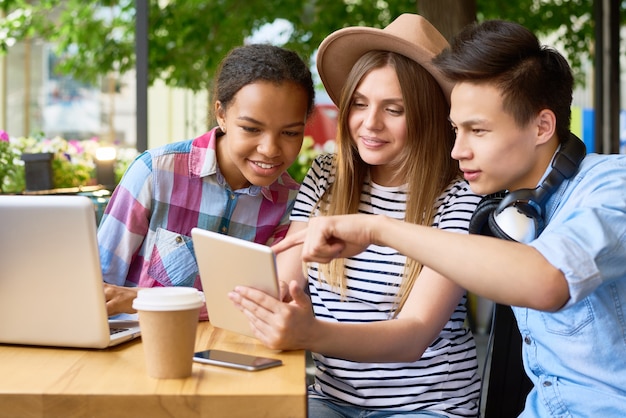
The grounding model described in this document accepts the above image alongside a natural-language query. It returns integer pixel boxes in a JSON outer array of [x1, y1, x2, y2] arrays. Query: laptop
[[191, 228, 279, 338], [0, 195, 141, 349]]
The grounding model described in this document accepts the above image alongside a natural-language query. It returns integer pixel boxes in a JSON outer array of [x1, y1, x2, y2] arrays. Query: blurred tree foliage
[[478, 0, 626, 85], [0, 0, 623, 91]]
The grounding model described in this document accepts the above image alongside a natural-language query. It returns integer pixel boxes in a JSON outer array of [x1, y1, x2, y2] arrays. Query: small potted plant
[[2, 131, 139, 194], [0, 130, 24, 194]]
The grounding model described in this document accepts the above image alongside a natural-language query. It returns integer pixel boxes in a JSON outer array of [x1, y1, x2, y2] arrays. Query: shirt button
[[221, 226, 227, 233], [230, 193, 235, 200], [543, 381, 552, 387], [175, 235, 183, 244], [524, 336, 532, 345]]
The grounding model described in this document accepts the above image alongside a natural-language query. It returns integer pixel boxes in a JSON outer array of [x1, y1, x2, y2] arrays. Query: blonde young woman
[[230, 14, 482, 417]]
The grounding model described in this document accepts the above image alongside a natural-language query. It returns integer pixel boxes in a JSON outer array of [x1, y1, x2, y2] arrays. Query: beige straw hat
[[316, 13, 453, 105]]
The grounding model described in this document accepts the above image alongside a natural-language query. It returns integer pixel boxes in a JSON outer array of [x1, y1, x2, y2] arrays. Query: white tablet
[[191, 228, 279, 338]]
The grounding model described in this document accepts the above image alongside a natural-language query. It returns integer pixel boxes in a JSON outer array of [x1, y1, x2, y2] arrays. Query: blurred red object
[[304, 104, 338, 147]]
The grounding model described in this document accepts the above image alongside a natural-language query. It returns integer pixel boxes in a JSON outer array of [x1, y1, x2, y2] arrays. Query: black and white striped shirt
[[291, 154, 482, 417]]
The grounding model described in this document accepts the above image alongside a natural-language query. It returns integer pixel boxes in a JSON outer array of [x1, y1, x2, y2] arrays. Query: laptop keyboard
[[110, 327, 129, 335]]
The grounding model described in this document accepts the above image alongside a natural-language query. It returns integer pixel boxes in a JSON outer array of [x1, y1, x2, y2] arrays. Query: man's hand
[[103, 284, 139, 316], [272, 214, 380, 262]]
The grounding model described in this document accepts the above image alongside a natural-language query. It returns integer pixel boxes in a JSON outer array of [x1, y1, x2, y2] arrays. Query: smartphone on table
[[193, 349, 283, 371]]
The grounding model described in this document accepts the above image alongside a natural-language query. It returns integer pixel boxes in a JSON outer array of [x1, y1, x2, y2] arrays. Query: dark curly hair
[[211, 44, 315, 122]]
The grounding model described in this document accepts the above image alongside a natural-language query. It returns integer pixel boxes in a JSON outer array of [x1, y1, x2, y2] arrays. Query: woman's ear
[[535, 109, 556, 145], [215, 101, 226, 132]]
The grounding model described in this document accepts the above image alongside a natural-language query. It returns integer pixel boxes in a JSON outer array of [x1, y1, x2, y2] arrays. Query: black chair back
[[484, 304, 533, 418]]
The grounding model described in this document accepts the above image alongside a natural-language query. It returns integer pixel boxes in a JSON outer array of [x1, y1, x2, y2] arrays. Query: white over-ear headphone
[[469, 133, 586, 243]]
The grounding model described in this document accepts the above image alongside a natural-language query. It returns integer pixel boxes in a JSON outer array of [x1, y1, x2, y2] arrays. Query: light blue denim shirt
[[517, 152, 626, 417]]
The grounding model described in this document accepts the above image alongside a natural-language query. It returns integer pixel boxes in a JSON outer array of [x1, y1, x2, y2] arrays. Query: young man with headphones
[[273, 19, 626, 417]]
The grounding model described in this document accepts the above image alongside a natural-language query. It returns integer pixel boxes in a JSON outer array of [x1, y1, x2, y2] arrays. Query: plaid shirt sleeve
[[97, 151, 153, 286]]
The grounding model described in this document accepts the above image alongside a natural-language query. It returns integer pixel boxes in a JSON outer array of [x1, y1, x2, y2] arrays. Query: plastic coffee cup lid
[[132, 287, 205, 311]]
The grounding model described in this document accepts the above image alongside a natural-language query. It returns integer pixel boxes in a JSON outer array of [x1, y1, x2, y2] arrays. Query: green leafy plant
[[287, 136, 335, 184], [20, 135, 98, 188], [0, 131, 138, 192], [0, 130, 24, 194]]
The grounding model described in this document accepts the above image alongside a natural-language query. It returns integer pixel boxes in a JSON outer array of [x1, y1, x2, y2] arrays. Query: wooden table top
[[0, 322, 306, 418]]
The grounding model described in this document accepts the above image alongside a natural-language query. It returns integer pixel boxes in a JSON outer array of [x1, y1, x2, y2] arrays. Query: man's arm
[[274, 214, 569, 311]]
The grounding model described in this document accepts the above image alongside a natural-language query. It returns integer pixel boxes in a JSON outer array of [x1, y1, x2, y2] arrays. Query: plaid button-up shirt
[[97, 127, 299, 298]]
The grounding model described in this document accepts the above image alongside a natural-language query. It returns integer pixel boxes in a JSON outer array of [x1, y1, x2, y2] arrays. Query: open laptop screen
[[0, 195, 140, 348]]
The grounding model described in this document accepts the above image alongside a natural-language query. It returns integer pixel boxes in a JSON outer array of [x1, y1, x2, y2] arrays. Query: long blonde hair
[[316, 51, 459, 315]]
